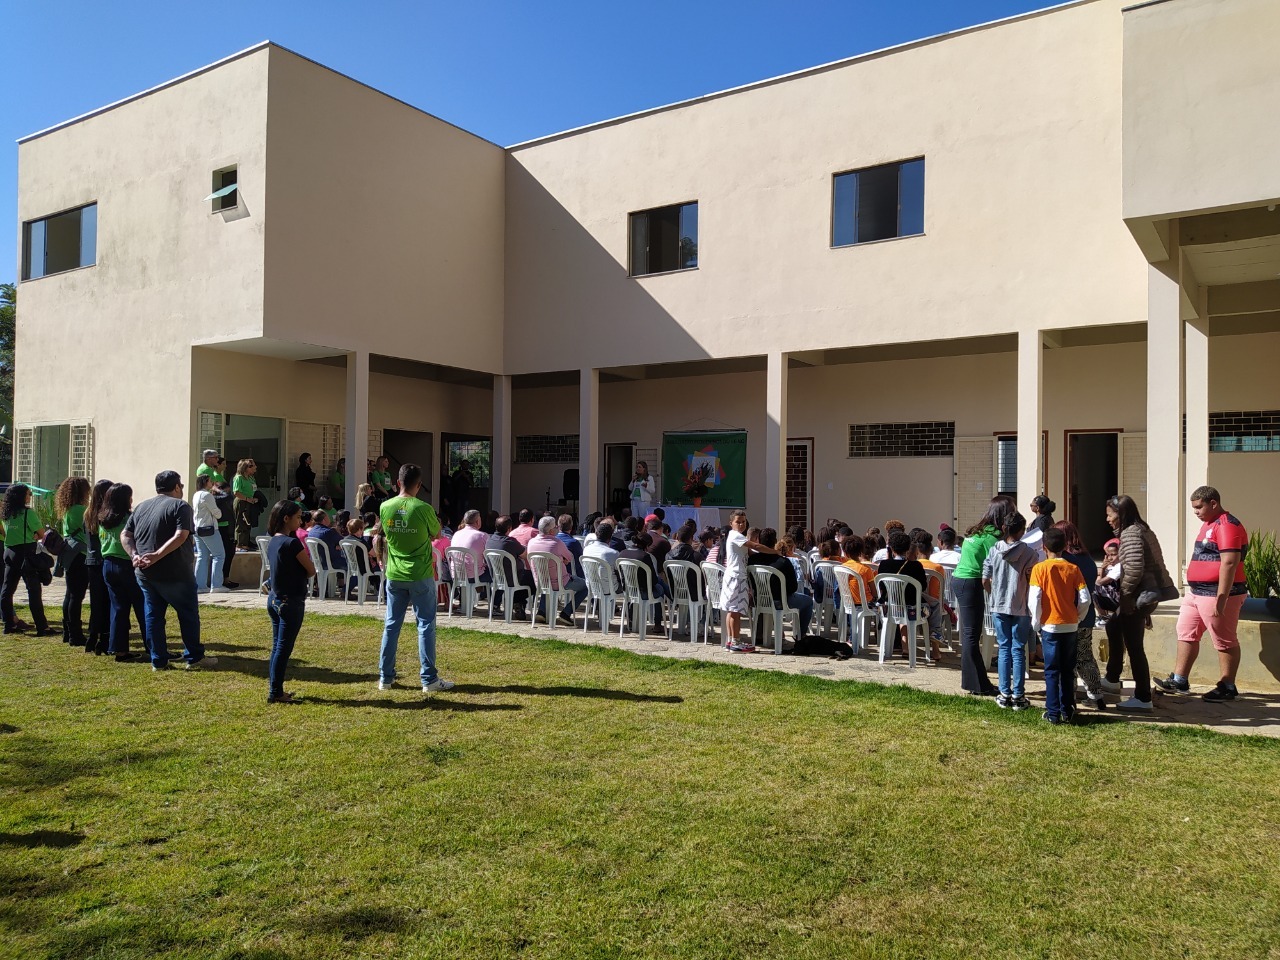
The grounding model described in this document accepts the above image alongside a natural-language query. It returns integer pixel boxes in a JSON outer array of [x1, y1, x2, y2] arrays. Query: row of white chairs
[[256, 535, 386, 605]]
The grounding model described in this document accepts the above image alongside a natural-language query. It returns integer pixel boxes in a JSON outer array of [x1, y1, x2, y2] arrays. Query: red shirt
[[1186, 512, 1248, 597]]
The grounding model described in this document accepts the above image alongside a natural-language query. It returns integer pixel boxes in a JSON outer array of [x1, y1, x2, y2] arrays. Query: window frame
[[627, 200, 699, 278], [210, 164, 240, 214], [20, 201, 98, 282], [830, 156, 926, 249]]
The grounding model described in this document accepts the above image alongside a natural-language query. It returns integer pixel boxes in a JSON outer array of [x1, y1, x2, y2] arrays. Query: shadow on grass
[[307, 696, 522, 713], [303, 904, 410, 940], [452, 683, 682, 704], [0, 830, 85, 848], [0, 723, 19, 734], [211, 656, 372, 685], [0, 736, 180, 789], [202, 641, 267, 653]]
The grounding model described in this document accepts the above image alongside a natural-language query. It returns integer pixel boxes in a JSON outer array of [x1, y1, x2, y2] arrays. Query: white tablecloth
[[658, 506, 722, 531]]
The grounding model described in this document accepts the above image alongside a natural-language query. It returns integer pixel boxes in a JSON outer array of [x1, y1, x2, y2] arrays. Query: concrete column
[[1146, 261, 1185, 569], [344, 350, 370, 510], [1184, 318, 1210, 566], [578, 367, 599, 516], [491, 374, 512, 515], [764, 351, 788, 530], [1016, 330, 1044, 507]]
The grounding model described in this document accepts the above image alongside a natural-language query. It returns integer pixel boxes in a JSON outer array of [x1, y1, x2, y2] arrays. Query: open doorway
[[224, 414, 285, 541], [441, 433, 491, 521], [383, 429, 433, 502], [1067, 430, 1119, 554], [603, 443, 635, 517]]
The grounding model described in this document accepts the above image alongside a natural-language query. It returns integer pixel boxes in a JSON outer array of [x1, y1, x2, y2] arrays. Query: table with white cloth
[[658, 506, 722, 531]]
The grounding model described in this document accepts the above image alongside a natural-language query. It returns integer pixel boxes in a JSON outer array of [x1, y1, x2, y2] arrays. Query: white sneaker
[[377, 679, 395, 691], [1100, 679, 1123, 694], [210, 586, 231, 594], [423, 678, 455, 693], [1117, 696, 1153, 712]]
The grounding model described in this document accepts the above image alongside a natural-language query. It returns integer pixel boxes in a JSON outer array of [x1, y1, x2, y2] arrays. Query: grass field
[[2, 606, 1279, 960]]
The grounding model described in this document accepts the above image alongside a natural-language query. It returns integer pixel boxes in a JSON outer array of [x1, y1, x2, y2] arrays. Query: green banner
[[661, 431, 747, 507]]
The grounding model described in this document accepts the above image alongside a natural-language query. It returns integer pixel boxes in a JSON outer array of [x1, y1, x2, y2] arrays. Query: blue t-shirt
[[268, 534, 309, 599]]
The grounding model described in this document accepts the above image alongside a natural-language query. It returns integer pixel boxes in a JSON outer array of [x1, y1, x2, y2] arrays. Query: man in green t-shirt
[[377, 462, 452, 694]]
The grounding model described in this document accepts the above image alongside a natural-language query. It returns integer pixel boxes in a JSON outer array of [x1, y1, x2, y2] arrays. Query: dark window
[[847, 421, 954, 458], [1209, 410, 1280, 452], [21, 203, 97, 281], [210, 166, 238, 212], [630, 202, 698, 276], [832, 158, 925, 247]]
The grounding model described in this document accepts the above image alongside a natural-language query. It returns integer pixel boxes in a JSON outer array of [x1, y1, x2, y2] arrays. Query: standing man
[[451, 459, 473, 518], [1155, 486, 1249, 703], [197, 450, 238, 588], [123, 470, 216, 671], [377, 463, 452, 694]]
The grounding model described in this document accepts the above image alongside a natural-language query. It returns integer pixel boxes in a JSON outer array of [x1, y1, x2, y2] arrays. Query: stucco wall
[[505, 0, 1146, 374], [15, 49, 271, 495], [261, 48, 506, 371], [1207, 330, 1280, 536]]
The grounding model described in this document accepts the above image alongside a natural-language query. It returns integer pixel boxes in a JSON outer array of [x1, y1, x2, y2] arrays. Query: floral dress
[[718, 529, 751, 614]]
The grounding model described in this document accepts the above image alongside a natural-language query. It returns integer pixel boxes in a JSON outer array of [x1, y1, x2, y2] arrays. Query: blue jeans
[[536, 576, 588, 618], [138, 575, 205, 667], [379, 577, 439, 686], [994, 613, 1031, 699], [103, 556, 148, 654], [1041, 629, 1078, 719], [267, 593, 305, 696], [788, 593, 815, 635], [194, 532, 225, 590]]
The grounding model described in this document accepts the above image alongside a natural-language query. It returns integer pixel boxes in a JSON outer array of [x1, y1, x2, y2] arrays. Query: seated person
[[911, 530, 947, 656], [748, 528, 813, 640], [340, 518, 372, 574], [932, 526, 962, 565], [306, 510, 348, 572], [450, 509, 490, 581], [555, 513, 584, 580], [840, 536, 878, 605], [486, 515, 534, 617], [872, 520, 906, 564], [510, 509, 538, 548], [665, 522, 701, 599], [528, 516, 588, 624], [877, 531, 928, 657], [583, 520, 621, 589], [295, 510, 313, 545], [618, 531, 669, 626], [646, 518, 672, 567]]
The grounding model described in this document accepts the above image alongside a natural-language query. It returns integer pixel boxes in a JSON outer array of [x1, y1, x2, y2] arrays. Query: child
[[1029, 527, 1091, 724], [719, 510, 776, 653], [981, 512, 1037, 710]]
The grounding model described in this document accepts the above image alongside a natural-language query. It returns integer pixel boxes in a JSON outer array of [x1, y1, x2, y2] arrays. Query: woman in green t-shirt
[[98, 483, 149, 660], [83, 478, 114, 654], [55, 477, 92, 646], [233, 459, 259, 550], [1, 483, 50, 635]]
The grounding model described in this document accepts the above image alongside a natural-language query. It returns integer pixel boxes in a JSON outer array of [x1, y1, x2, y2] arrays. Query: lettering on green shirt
[[233, 475, 256, 499], [61, 503, 86, 540], [100, 519, 130, 561], [3, 507, 40, 547], [379, 496, 440, 582]]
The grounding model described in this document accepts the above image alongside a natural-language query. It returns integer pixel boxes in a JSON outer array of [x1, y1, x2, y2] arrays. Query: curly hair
[[54, 477, 91, 521], [1, 484, 30, 522]]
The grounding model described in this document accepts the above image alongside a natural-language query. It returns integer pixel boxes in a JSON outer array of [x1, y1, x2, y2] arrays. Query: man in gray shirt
[[123, 470, 216, 671]]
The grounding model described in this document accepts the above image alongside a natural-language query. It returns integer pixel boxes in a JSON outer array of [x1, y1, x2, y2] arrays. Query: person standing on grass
[[98, 483, 149, 660], [1029, 526, 1091, 725], [982, 513, 1037, 711], [83, 479, 113, 655], [1053, 520, 1106, 708], [264, 500, 316, 704], [1, 484, 50, 636], [55, 477, 92, 646], [377, 463, 452, 694], [1154, 485, 1249, 703], [719, 510, 776, 653], [124, 471, 216, 672]]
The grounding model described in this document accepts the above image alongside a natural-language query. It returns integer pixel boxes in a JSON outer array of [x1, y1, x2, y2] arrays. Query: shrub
[[1244, 531, 1279, 599]]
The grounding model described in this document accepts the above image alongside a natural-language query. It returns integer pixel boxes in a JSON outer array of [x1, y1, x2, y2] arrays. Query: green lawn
[[2, 607, 1279, 960]]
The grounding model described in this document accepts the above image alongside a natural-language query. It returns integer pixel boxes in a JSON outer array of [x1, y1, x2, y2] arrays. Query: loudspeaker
[[562, 469, 579, 501]]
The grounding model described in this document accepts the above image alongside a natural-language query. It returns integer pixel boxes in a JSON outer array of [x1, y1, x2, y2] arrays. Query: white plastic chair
[[924, 568, 952, 649], [581, 556, 623, 634], [793, 551, 814, 592], [813, 561, 840, 638], [982, 606, 997, 668], [256, 535, 272, 595], [339, 538, 384, 606], [663, 559, 707, 642], [484, 549, 532, 623], [304, 537, 346, 601], [875, 573, 929, 667], [748, 565, 800, 655], [445, 547, 483, 618], [701, 561, 726, 644], [617, 559, 667, 642], [528, 551, 576, 629], [831, 565, 877, 654]]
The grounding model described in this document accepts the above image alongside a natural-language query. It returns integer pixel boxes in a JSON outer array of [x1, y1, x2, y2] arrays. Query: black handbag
[[196, 525, 216, 538]]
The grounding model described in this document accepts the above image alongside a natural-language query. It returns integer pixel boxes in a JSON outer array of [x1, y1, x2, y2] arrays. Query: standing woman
[[329, 457, 346, 509], [265, 500, 315, 704], [1028, 495, 1057, 534], [99, 483, 148, 661], [1, 484, 50, 635], [628, 461, 656, 513], [952, 495, 1017, 696], [295, 453, 317, 509], [191, 473, 226, 593], [55, 477, 92, 645], [83, 479, 113, 654], [232, 459, 258, 550], [1106, 494, 1176, 712]]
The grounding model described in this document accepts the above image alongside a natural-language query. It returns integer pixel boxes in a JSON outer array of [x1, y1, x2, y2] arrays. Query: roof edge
[[508, 0, 1097, 151]]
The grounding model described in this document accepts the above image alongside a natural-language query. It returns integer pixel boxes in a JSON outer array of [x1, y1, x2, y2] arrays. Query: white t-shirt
[[871, 548, 890, 564], [724, 529, 749, 579], [932, 548, 962, 565], [191, 489, 221, 529]]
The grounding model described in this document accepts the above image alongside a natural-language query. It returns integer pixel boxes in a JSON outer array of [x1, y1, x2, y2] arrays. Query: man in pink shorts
[[1154, 485, 1248, 703]]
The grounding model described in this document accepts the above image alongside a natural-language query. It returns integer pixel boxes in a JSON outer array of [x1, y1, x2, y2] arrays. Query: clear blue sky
[[4, 0, 1055, 281]]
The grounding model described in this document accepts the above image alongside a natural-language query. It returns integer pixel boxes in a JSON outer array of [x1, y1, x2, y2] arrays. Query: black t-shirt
[[124, 495, 195, 582], [618, 547, 663, 592], [877, 557, 926, 606], [748, 554, 798, 606], [268, 534, 309, 599]]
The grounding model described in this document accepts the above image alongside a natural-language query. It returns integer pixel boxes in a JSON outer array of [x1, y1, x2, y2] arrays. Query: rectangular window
[[209, 166, 238, 212], [832, 158, 925, 247], [847, 421, 955, 458], [629, 201, 698, 276], [1209, 410, 1280, 451], [21, 203, 97, 280]]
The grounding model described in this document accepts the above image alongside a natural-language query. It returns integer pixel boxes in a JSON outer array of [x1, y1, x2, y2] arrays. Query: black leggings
[[953, 576, 994, 693], [2, 544, 47, 632], [1105, 612, 1151, 703], [62, 554, 89, 643], [86, 562, 110, 652]]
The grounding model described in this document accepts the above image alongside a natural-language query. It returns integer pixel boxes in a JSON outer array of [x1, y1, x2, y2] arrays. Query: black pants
[[62, 554, 89, 644], [86, 562, 110, 652], [1105, 611, 1151, 703], [218, 524, 235, 581], [954, 576, 994, 694], [2, 544, 48, 632]]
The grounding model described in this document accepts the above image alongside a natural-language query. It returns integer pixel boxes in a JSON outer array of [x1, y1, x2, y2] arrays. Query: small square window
[[629, 202, 697, 276], [209, 166, 238, 213]]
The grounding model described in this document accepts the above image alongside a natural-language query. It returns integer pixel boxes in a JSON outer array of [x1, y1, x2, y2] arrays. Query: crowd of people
[[3, 445, 1254, 720]]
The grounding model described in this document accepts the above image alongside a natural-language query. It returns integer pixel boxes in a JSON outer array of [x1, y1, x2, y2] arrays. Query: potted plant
[[1243, 531, 1280, 620], [682, 463, 712, 507]]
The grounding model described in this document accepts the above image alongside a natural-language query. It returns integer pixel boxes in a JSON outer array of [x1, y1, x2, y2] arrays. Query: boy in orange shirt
[[1029, 526, 1091, 725], [840, 535, 878, 605]]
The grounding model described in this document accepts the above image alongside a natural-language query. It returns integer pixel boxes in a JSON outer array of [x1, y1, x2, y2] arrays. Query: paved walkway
[[184, 584, 1280, 740]]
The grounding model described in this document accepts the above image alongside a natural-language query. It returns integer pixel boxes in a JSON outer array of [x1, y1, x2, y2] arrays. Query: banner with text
[[660, 430, 747, 508]]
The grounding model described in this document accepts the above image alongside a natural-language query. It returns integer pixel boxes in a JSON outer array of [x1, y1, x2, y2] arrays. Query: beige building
[[14, 0, 1280, 572]]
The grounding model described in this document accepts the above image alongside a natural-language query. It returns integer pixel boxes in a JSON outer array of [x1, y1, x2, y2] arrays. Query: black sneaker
[[995, 693, 1013, 709], [1153, 674, 1191, 696], [1012, 697, 1032, 712], [1203, 682, 1238, 703], [1042, 710, 1064, 725]]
